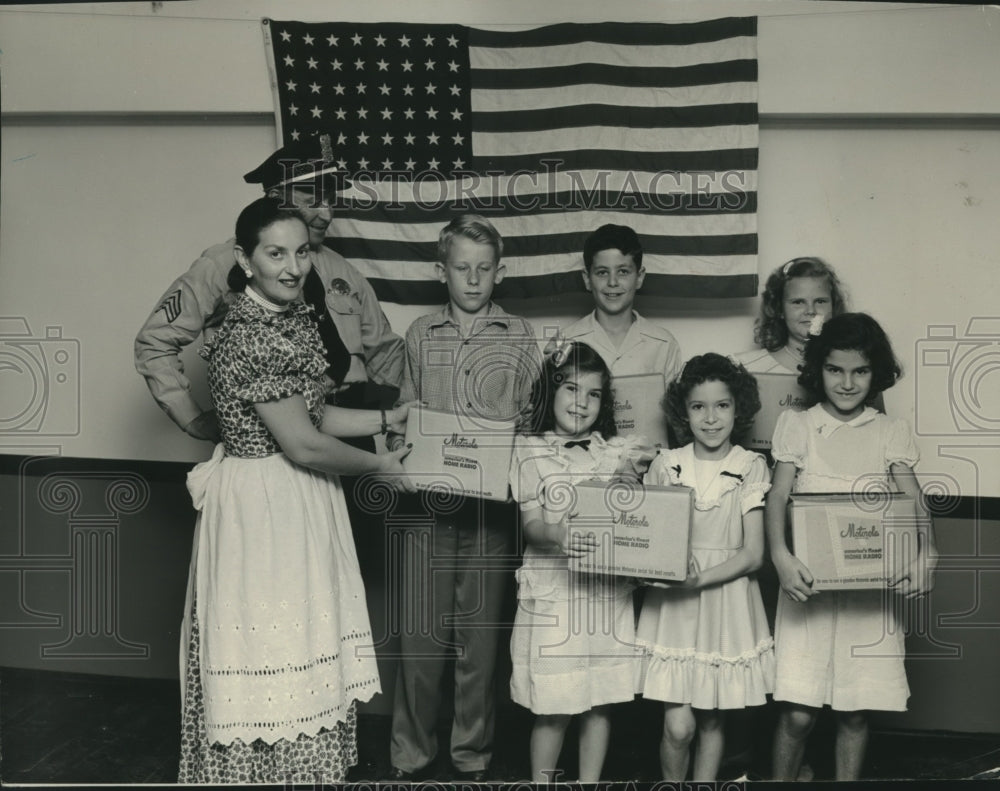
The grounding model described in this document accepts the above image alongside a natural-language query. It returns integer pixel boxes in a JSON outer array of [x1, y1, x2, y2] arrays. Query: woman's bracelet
[[380, 409, 389, 435]]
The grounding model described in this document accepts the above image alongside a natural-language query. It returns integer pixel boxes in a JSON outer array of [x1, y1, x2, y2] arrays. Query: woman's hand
[[372, 444, 417, 493], [385, 401, 422, 435], [773, 552, 816, 602]]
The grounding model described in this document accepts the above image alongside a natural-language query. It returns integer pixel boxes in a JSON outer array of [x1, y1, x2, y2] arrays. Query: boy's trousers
[[390, 495, 517, 773]]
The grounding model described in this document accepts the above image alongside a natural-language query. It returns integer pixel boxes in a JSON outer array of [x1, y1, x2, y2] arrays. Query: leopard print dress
[[177, 294, 379, 784]]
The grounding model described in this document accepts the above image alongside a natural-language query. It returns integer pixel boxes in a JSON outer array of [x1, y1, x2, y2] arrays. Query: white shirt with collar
[[561, 310, 683, 386]]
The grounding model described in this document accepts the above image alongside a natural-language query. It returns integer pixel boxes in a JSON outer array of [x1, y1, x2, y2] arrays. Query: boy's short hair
[[583, 224, 643, 271], [437, 214, 503, 263]]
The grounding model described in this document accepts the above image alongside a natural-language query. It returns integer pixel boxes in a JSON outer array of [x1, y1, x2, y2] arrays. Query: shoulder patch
[[156, 290, 182, 323]]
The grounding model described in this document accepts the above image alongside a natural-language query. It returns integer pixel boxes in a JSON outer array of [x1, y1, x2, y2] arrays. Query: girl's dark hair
[[755, 257, 847, 351], [798, 312, 902, 404], [663, 353, 761, 446], [522, 341, 617, 439], [227, 196, 304, 291]]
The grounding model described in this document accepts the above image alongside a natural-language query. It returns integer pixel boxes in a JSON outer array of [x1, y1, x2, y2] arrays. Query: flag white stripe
[[349, 253, 758, 281], [332, 209, 753, 245], [471, 82, 758, 112], [473, 124, 758, 156], [469, 36, 757, 70]]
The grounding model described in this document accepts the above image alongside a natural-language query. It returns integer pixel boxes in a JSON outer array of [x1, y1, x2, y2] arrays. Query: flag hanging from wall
[[263, 18, 758, 304]]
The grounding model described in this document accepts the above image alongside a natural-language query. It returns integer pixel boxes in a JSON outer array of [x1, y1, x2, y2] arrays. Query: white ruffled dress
[[509, 432, 648, 715], [635, 444, 775, 709]]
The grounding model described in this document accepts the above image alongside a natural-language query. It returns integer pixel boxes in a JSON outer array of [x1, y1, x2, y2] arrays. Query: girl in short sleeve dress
[[509, 340, 649, 783], [766, 313, 936, 781], [635, 353, 775, 781]]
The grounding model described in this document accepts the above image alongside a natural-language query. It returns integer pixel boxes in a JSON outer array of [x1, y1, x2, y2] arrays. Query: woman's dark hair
[[522, 341, 617, 438], [583, 223, 643, 272], [755, 257, 847, 351], [226, 196, 304, 291], [663, 353, 761, 446], [798, 312, 902, 404]]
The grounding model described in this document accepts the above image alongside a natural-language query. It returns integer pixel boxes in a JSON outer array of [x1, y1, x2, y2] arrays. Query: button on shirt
[[398, 302, 543, 424], [561, 310, 683, 386]]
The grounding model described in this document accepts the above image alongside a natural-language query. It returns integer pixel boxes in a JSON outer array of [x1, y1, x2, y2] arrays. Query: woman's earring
[[244, 269, 253, 278]]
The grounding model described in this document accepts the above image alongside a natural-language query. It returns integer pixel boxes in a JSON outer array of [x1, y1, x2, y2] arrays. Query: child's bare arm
[[767, 461, 816, 600], [687, 508, 765, 589], [521, 506, 597, 558], [888, 462, 937, 598]]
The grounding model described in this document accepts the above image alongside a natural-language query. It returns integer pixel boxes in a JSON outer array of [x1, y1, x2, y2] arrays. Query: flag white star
[[426, 107, 438, 119], [352, 33, 363, 46], [290, 129, 301, 140], [428, 157, 440, 169], [404, 132, 416, 144], [354, 58, 365, 70], [333, 83, 345, 95], [428, 132, 440, 144], [447, 35, 459, 47], [358, 132, 369, 144], [358, 107, 369, 118], [381, 108, 393, 120], [382, 158, 393, 169], [399, 34, 411, 48], [285, 80, 297, 91], [309, 82, 321, 93], [327, 34, 339, 46], [288, 103, 299, 115], [307, 57, 318, 69], [379, 84, 392, 96], [425, 83, 437, 95], [335, 108, 347, 120], [449, 84, 461, 96], [358, 157, 369, 169], [280, 30, 291, 42], [303, 33, 314, 45], [374, 34, 386, 47], [452, 132, 465, 145], [451, 109, 463, 121], [404, 108, 416, 120], [448, 60, 460, 73], [336, 158, 347, 169], [382, 133, 394, 145], [423, 34, 435, 46], [283, 55, 295, 67], [404, 158, 416, 170], [356, 83, 367, 94], [331, 59, 342, 71], [337, 133, 348, 145], [310, 106, 323, 118], [401, 60, 413, 73], [424, 59, 436, 71], [377, 59, 389, 71], [403, 85, 414, 97], [453, 158, 466, 169]]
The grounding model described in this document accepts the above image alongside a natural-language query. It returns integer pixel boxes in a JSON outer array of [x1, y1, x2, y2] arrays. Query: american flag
[[263, 18, 758, 304]]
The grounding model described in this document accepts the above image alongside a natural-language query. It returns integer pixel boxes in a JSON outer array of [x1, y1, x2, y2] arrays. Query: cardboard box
[[568, 480, 693, 581], [748, 372, 809, 452], [611, 373, 669, 446], [789, 492, 918, 590], [402, 406, 515, 501]]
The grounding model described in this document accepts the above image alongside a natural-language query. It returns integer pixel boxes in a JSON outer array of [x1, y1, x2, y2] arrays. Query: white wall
[[1, 2, 999, 504]]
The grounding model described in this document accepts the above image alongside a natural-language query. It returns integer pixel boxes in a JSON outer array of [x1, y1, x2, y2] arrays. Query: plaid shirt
[[398, 302, 542, 426]]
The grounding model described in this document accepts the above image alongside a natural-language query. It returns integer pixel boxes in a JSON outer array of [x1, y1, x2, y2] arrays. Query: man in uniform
[[135, 136, 404, 440]]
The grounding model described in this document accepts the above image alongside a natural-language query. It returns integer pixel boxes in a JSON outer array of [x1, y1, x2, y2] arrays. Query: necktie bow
[[563, 439, 591, 450]]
